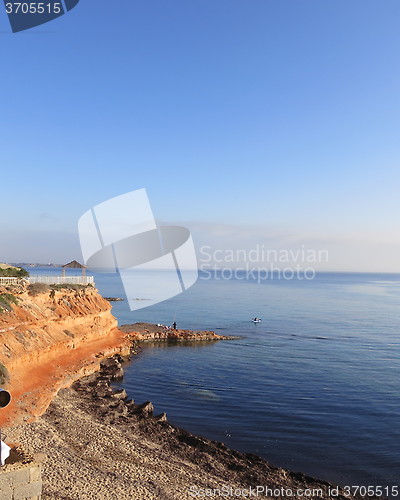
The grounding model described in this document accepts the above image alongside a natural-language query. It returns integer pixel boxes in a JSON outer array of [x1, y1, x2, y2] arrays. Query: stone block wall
[[0, 454, 42, 500]]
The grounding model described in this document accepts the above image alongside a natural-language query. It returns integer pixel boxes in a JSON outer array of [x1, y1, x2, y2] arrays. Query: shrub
[[0, 293, 19, 312], [0, 267, 29, 278], [28, 283, 50, 296], [50, 284, 91, 292]]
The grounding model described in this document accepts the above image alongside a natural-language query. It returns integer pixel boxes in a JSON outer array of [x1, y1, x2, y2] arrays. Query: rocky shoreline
[[0, 303, 381, 500], [8, 350, 379, 500]]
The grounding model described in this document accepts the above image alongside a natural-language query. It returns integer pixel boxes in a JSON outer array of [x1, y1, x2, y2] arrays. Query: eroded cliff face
[[0, 286, 131, 427]]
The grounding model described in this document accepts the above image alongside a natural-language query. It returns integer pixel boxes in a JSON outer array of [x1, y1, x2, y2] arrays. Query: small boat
[[252, 318, 262, 323]]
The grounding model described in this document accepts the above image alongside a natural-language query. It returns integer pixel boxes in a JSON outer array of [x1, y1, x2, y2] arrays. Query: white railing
[[28, 276, 94, 285], [0, 277, 21, 285], [0, 276, 94, 286]]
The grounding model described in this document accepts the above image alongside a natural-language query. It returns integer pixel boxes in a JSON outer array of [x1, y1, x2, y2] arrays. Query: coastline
[[0, 282, 382, 499], [0, 279, 235, 427], [7, 353, 370, 500]]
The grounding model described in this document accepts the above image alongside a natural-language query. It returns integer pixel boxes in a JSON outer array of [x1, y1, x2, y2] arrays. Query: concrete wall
[[0, 460, 42, 500]]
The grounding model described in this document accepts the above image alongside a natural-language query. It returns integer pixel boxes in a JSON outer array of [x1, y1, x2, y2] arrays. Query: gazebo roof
[[62, 260, 86, 269]]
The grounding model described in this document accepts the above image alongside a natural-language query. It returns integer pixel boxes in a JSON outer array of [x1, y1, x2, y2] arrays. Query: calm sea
[[31, 268, 400, 489]]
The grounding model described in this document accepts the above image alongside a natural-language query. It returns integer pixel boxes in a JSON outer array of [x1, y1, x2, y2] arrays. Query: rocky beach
[[7, 354, 370, 500], [0, 282, 379, 499]]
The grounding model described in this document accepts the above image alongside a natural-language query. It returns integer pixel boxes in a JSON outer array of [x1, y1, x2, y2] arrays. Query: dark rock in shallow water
[[111, 389, 127, 400], [137, 401, 154, 417], [100, 357, 124, 380], [110, 367, 124, 380], [154, 412, 167, 423]]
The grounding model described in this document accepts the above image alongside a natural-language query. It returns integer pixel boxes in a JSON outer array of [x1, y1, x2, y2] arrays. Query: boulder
[[137, 401, 154, 417], [154, 412, 167, 422], [111, 389, 127, 400], [110, 367, 124, 380]]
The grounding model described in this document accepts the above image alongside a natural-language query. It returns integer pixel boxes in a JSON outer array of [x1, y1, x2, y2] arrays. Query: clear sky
[[1, 0, 399, 271]]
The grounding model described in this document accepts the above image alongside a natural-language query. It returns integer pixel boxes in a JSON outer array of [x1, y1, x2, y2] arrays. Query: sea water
[[30, 268, 400, 488]]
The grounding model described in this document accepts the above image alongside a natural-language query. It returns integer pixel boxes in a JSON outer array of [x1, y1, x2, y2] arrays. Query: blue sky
[[1, 1, 400, 270]]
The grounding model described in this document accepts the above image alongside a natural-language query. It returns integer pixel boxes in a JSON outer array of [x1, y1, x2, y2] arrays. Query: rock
[[116, 405, 129, 417], [100, 357, 121, 370], [137, 401, 154, 417], [109, 400, 129, 417], [97, 387, 113, 398], [119, 322, 240, 341], [125, 400, 136, 411], [111, 389, 127, 400], [110, 367, 124, 380], [154, 412, 167, 422], [100, 357, 124, 380]]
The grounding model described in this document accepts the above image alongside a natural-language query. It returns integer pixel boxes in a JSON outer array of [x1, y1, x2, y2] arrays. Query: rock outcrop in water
[[120, 322, 238, 341]]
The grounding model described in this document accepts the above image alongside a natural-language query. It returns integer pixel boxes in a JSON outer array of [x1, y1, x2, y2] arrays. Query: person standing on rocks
[[172, 321, 177, 330]]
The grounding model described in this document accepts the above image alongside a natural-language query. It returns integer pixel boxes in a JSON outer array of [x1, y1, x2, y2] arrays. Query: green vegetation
[[27, 283, 50, 296], [0, 293, 19, 312], [50, 283, 92, 292], [0, 267, 29, 278], [28, 282, 93, 297]]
